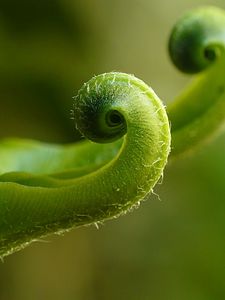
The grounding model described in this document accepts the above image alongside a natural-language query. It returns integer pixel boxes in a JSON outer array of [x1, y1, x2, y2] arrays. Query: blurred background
[[0, 0, 225, 299]]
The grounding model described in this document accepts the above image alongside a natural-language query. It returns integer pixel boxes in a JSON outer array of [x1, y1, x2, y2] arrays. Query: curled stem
[[168, 6, 225, 156], [0, 73, 170, 258], [1, 6, 225, 258]]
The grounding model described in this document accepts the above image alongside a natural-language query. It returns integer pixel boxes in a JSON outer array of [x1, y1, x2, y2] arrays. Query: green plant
[[0, 6, 225, 258]]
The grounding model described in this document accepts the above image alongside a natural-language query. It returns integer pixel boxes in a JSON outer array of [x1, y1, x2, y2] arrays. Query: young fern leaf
[[0, 73, 170, 258], [168, 6, 225, 156], [1, 6, 225, 258]]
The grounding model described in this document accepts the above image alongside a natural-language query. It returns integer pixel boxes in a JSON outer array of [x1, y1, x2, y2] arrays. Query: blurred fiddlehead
[[168, 6, 225, 156], [1, 6, 225, 258]]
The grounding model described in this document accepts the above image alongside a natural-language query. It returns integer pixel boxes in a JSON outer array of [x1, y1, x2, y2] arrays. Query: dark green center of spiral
[[107, 110, 124, 127], [204, 47, 217, 61]]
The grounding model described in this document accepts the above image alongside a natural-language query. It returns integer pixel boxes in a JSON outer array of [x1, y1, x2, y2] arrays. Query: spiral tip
[[168, 6, 225, 73], [73, 72, 131, 143]]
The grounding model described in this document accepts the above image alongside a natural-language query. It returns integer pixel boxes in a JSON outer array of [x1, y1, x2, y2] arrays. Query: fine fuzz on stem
[[0, 73, 170, 258]]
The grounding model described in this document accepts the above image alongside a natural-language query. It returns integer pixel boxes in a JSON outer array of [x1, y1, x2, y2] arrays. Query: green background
[[0, 0, 225, 299]]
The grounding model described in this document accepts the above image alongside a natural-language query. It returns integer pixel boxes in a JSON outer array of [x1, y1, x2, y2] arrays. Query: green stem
[[1, 6, 225, 258], [0, 73, 170, 258], [168, 6, 225, 156]]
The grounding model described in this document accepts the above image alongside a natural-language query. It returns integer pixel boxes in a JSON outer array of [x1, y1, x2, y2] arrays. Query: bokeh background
[[0, 0, 225, 299]]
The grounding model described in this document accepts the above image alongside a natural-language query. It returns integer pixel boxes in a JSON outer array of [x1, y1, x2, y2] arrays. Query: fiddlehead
[[0, 72, 170, 258], [168, 6, 225, 156], [2, 6, 225, 258]]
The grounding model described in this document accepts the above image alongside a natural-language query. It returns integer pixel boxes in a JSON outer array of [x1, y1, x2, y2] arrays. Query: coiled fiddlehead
[[0, 73, 170, 258], [168, 6, 225, 156], [1, 6, 225, 258]]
